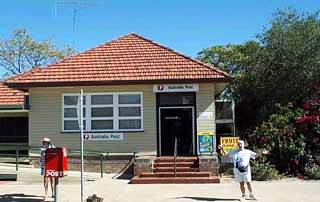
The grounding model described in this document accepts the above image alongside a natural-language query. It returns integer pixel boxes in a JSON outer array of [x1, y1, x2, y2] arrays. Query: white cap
[[42, 137, 51, 143]]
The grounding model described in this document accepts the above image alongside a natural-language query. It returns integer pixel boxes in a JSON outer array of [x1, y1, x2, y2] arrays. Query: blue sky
[[1, 0, 319, 57]]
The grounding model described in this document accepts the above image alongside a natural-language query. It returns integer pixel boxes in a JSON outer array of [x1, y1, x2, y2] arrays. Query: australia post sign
[[45, 147, 68, 177], [83, 133, 124, 141], [153, 84, 199, 93]]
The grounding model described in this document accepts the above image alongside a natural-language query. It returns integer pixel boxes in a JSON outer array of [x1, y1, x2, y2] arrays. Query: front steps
[[131, 156, 220, 184]]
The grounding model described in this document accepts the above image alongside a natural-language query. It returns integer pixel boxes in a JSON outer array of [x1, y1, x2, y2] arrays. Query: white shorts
[[234, 167, 252, 183]]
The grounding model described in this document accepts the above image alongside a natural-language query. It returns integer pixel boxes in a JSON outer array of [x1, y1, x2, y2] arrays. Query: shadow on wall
[[0, 193, 44, 202]]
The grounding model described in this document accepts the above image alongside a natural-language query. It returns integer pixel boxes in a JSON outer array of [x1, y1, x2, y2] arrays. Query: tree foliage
[[0, 29, 75, 77], [256, 9, 320, 112], [197, 9, 320, 133]]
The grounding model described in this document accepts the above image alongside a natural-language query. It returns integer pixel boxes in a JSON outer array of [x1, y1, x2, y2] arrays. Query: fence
[[0, 144, 137, 178]]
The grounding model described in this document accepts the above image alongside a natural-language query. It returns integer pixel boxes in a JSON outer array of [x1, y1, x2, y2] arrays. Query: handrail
[[0, 145, 137, 178], [173, 137, 177, 177]]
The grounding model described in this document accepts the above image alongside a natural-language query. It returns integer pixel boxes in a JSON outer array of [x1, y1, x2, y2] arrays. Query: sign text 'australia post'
[[153, 84, 199, 92], [83, 133, 124, 141]]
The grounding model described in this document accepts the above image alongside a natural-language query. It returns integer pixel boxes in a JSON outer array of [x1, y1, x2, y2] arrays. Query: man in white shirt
[[218, 140, 269, 201]]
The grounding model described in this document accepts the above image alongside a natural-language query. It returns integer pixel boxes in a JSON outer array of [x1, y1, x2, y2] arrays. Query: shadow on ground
[[174, 196, 240, 201], [0, 193, 44, 202]]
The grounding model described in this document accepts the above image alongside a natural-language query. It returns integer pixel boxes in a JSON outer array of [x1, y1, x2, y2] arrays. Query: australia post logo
[[157, 85, 164, 91], [83, 134, 90, 140]]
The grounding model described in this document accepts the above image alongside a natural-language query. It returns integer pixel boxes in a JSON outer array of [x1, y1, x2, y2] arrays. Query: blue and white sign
[[83, 133, 123, 141], [153, 84, 199, 92]]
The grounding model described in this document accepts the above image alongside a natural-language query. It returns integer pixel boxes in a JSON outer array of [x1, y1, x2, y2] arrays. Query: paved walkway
[[0, 165, 319, 202]]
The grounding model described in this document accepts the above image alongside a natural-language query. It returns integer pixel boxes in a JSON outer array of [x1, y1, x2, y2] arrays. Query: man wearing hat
[[218, 140, 270, 201], [40, 137, 55, 199]]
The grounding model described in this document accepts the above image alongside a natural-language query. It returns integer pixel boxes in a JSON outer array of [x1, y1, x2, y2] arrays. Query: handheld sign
[[220, 137, 239, 163]]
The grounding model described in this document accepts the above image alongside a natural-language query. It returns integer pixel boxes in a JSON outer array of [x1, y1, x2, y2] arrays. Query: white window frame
[[62, 93, 87, 132], [215, 99, 235, 136], [62, 92, 143, 132]]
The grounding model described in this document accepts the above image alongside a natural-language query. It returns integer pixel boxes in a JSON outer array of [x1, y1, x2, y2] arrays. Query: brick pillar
[[198, 155, 219, 176], [134, 156, 155, 176]]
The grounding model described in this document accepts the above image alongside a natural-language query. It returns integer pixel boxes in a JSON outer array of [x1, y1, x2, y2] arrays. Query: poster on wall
[[198, 131, 214, 155]]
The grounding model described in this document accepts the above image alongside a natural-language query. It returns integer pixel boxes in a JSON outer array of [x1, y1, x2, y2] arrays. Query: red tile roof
[[0, 82, 26, 105], [5, 33, 232, 88]]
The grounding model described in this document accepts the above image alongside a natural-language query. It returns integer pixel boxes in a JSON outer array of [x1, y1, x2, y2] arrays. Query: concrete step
[[140, 172, 211, 178], [154, 167, 199, 172], [154, 162, 196, 168], [155, 156, 198, 163], [131, 176, 220, 184]]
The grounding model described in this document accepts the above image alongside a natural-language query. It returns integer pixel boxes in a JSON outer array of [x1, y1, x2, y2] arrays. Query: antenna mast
[[55, 0, 96, 49]]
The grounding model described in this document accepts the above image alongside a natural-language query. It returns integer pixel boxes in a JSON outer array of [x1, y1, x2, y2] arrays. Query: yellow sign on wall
[[220, 137, 239, 152], [198, 131, 214, 136]]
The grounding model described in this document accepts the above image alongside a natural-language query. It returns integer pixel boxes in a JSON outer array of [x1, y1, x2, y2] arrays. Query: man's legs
[[246, 182, 257, 200], [239, 182, 246, 201], [240, 182, 246, 193], [50, 177, 54, 197], [44, 177, 48, 197], [246, 182, 252, 193]]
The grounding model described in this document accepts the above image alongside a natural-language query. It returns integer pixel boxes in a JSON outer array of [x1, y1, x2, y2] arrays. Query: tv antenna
[[55, 0, 98, 49]]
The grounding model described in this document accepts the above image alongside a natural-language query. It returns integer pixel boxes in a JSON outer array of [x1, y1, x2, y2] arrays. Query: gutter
[[0, 104, 29, 112]]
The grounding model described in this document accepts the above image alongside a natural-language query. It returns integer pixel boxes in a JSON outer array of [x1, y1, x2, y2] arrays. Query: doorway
[[159, 107, 194, 156]]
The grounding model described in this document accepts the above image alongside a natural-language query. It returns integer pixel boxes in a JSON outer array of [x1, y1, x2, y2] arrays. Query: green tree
[[197, 9, 320, 133], [256, 9, 320, 111], [0, 29, 75, 77], [197, 40, 260, 76], [197, 41, 262, 132]]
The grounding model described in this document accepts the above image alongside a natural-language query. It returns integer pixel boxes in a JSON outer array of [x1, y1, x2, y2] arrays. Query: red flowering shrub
[[248, 100, 320, 179]]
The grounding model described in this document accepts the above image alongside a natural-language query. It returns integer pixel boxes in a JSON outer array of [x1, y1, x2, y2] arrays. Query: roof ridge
[[129, 33, 233, 79]]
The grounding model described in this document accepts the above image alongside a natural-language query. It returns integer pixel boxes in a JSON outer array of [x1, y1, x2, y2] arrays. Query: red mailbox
[[45, 147, 68, 178]]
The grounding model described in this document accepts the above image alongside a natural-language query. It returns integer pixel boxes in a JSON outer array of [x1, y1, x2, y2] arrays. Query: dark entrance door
[[160, 107, 193, 156]]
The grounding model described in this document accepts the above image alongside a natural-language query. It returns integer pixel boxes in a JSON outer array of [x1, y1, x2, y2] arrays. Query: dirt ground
[[0, 165, 319, 202]]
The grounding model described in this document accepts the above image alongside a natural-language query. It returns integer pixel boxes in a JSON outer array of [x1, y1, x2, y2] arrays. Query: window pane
[[64, 108, 86, 118], [64, 120, 86, 130], [158, 93, 194, 106], [91, 95, 113, 105], [119, 107, 141, 117], [64, 95, 85, 105], [64, 96, 78, 105], [91, 120, 113, 130], [91, 107, 113, 117], [119, 119, 141, 129], [216, 101, 233, 120], [64, 108, 77, 118], [119, 94, 141, 104], [216, 123, 234, 135]]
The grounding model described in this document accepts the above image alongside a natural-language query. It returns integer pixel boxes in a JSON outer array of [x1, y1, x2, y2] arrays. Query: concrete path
[[0, 165, 319, 202]]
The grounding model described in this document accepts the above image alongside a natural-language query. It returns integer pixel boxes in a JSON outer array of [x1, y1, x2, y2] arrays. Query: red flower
[[260, 136, 268, 144], [286, 131, 293, 137], [296, 115, 319, 123], [303, 100, 318, 110], [293, 159, 299, 165]]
